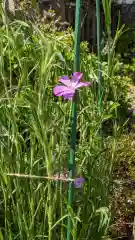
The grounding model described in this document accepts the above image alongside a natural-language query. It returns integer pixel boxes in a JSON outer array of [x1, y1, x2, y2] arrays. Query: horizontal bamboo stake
[[6, 173, 74, 182]]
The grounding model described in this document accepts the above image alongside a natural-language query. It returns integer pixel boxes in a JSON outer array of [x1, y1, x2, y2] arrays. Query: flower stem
[[48, 181, 52, 240]]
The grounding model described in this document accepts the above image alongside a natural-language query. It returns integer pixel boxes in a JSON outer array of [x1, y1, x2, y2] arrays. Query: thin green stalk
[[96, 0, 102, 113], [67, 1, 82, 240], [48, 182, 52, 240]]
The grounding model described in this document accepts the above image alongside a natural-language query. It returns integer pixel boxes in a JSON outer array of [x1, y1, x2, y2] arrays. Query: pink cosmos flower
[[53, 72, 90, 100]]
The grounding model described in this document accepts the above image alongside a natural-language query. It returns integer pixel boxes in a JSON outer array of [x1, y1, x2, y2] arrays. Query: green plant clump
[[0, 6, 131, 240]]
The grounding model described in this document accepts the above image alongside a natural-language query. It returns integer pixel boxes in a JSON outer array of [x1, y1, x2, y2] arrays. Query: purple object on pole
[[74, 177, 85, 188]]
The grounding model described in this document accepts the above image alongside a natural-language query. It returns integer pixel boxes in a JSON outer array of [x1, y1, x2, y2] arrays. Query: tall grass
[[0, 3, 126, 240]]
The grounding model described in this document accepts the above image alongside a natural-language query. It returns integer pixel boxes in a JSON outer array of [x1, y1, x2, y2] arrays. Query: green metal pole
[[67, 1, 82, 240], [96, 0, 102, 113]]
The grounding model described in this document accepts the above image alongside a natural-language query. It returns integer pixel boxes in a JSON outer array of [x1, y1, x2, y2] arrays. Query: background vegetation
[[0, 1, 135, 239]]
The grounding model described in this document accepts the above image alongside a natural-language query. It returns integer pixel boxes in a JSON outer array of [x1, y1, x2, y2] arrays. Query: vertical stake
[[66, 0, 82, 240], [96, 0, 102, 113]]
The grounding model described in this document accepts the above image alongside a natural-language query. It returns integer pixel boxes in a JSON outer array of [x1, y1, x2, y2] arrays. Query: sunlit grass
[[0, 5, 126, 239]]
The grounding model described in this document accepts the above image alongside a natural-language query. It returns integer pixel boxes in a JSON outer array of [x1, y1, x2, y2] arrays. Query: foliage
[[0, 17, 113, 240], [108, 133, 135, 239], [0, 2, 131, 240], [116, 26, 135, 62]]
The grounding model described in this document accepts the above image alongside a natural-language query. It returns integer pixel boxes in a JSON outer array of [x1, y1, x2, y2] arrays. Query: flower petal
[[53, 85, 69, 96], [71, 72, 83, 84], [63, 92, 74, 100], [72, 72, 83, 81], [59, 76, 71, 87], [74, 177, 85, 188], [53, 85, 75, 98], [75, 81, 91, 89]]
